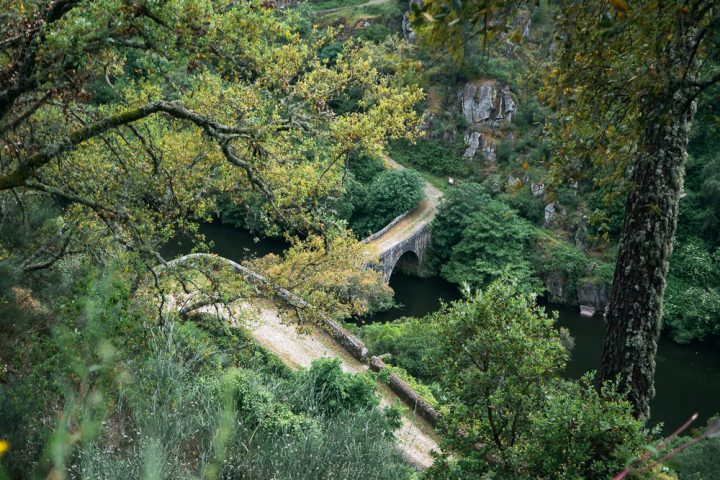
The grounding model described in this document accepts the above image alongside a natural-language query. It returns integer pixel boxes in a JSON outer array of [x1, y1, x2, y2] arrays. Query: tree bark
[[599, 93, 696, 419]]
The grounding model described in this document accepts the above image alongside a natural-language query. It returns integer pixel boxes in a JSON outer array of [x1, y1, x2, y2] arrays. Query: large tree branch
[[21, 229, 74, 272], [0, 100, 256, 191]]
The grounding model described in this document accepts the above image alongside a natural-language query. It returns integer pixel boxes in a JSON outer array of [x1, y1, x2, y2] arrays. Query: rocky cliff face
[[456, 80, 516, 160], [402, 0, 423, 42]]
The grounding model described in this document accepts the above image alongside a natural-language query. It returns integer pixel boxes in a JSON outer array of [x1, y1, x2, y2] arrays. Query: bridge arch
[[385, 249, 421, 281], [375, 224, 431, 282]]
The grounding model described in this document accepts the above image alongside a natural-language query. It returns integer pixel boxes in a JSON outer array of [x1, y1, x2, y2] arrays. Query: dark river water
[[170, 222, 720, 435]]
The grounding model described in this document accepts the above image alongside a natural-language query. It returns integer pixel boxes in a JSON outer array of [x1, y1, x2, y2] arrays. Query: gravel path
[[239, 300, 440, 469]]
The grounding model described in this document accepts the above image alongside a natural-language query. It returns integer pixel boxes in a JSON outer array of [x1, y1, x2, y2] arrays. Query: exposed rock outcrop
[[544, 202, 555, 224], [402, 0, 423, 41], [577, 281, 609, 312], [544, 271, 566, 303], [457, 80, 516, 160], [531, 182, 545, 198]]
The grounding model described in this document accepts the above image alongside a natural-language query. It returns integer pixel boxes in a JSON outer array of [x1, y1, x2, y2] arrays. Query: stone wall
[[162, 254, 440, 424]]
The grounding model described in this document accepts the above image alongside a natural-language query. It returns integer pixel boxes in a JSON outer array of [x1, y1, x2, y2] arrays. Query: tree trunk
[[599, 94, 696, 420]]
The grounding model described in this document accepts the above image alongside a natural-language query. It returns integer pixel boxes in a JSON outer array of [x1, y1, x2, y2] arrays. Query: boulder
[[577, 281, 609, 312], [531, 182, 545, 198], [579, 305, 596, 318], [463, 130, 496, 160], [544, 202, 555, 224], [459, 81, 515, 124], [544, 271, 566, 303]]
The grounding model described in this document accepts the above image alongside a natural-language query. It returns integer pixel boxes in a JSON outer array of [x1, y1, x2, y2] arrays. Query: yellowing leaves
[[610, 0, 628, 12], [252, 234, 392, 320]]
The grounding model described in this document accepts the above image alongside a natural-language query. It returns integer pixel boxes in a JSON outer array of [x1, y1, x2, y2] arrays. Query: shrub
[[360, 318, 443, 384], [291, 358, 379, 416], [668, 428, 720, 480], [350, 168, 424, 237], [427, 182, 491, 271], [664, 240, 720, 343], [522, 376, 648, 479], [438, 198, 538, 291], [357, 24, 393, 43], [501, 188, 545, 224], [389, 139, 471, 178], [422, 282, 648, 479]]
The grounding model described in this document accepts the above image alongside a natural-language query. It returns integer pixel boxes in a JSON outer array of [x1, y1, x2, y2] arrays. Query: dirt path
[[173, 156, 444, 469], [240, 301, 440, 469], [239, 158, 445, 469]]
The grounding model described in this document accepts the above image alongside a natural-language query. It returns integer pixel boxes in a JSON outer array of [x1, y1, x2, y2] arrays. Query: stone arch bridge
[[363, 158, 441, 283]]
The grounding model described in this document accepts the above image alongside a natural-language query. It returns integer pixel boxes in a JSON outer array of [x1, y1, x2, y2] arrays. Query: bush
[[664, 240, 720, 343], [522, 376, 648, 479], [1, 268, 414, 480], [421, 282, 648, 479], [501, 188, 545, 224], [292, 358, 379, 416], [668, 428, 720, 480], [389, 138, 471, 178], [350, 168, 424, 237], [427, 182, 491, 271], [360, 318, 443, 384], [357, 24, 393, 43], [438, 197, 538, 291]]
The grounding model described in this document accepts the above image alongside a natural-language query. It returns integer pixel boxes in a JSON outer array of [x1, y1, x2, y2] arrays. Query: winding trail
[[169, 157, 444, 468], [244, 301, 440, 469], [242, 158, 445, 468]]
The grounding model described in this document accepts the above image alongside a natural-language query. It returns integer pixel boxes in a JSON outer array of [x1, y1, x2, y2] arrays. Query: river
[[168, 222, 720, 435]]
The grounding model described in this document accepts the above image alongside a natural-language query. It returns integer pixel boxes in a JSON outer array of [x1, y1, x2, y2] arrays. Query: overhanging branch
[[0, 100, 256, 191]]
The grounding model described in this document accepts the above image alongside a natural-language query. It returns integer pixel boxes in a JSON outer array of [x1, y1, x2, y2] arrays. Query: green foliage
[[417, 282, 648, 478], [389, 139, 471, 178], [664, 240, 720, 343], [1, 0, 424, 274], [357, 24, 394, 44], [500, 189, 545, 224], [360, 318, 442, 384], [427, 182, 491, 271], [430, 183, 538, 291], [0, 267, 412, 479], [376, 365, 439, 407], [350, 168, 425, 237], [520, 376, 648, 479], [668, 428, 720, 480], [533, 235, 593, 300], [587, 190, 627, 241], [430, 282, 568, 453], [307, 0, 369, 11], [293, 358, 379, 416], [349, 152, 387, 185]]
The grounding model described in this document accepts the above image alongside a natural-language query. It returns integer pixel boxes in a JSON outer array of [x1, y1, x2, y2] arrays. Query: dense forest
[[1, 0, 719, 479]]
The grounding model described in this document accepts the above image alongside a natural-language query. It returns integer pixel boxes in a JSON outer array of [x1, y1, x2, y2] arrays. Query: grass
[[307, 0, 369, 11]]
